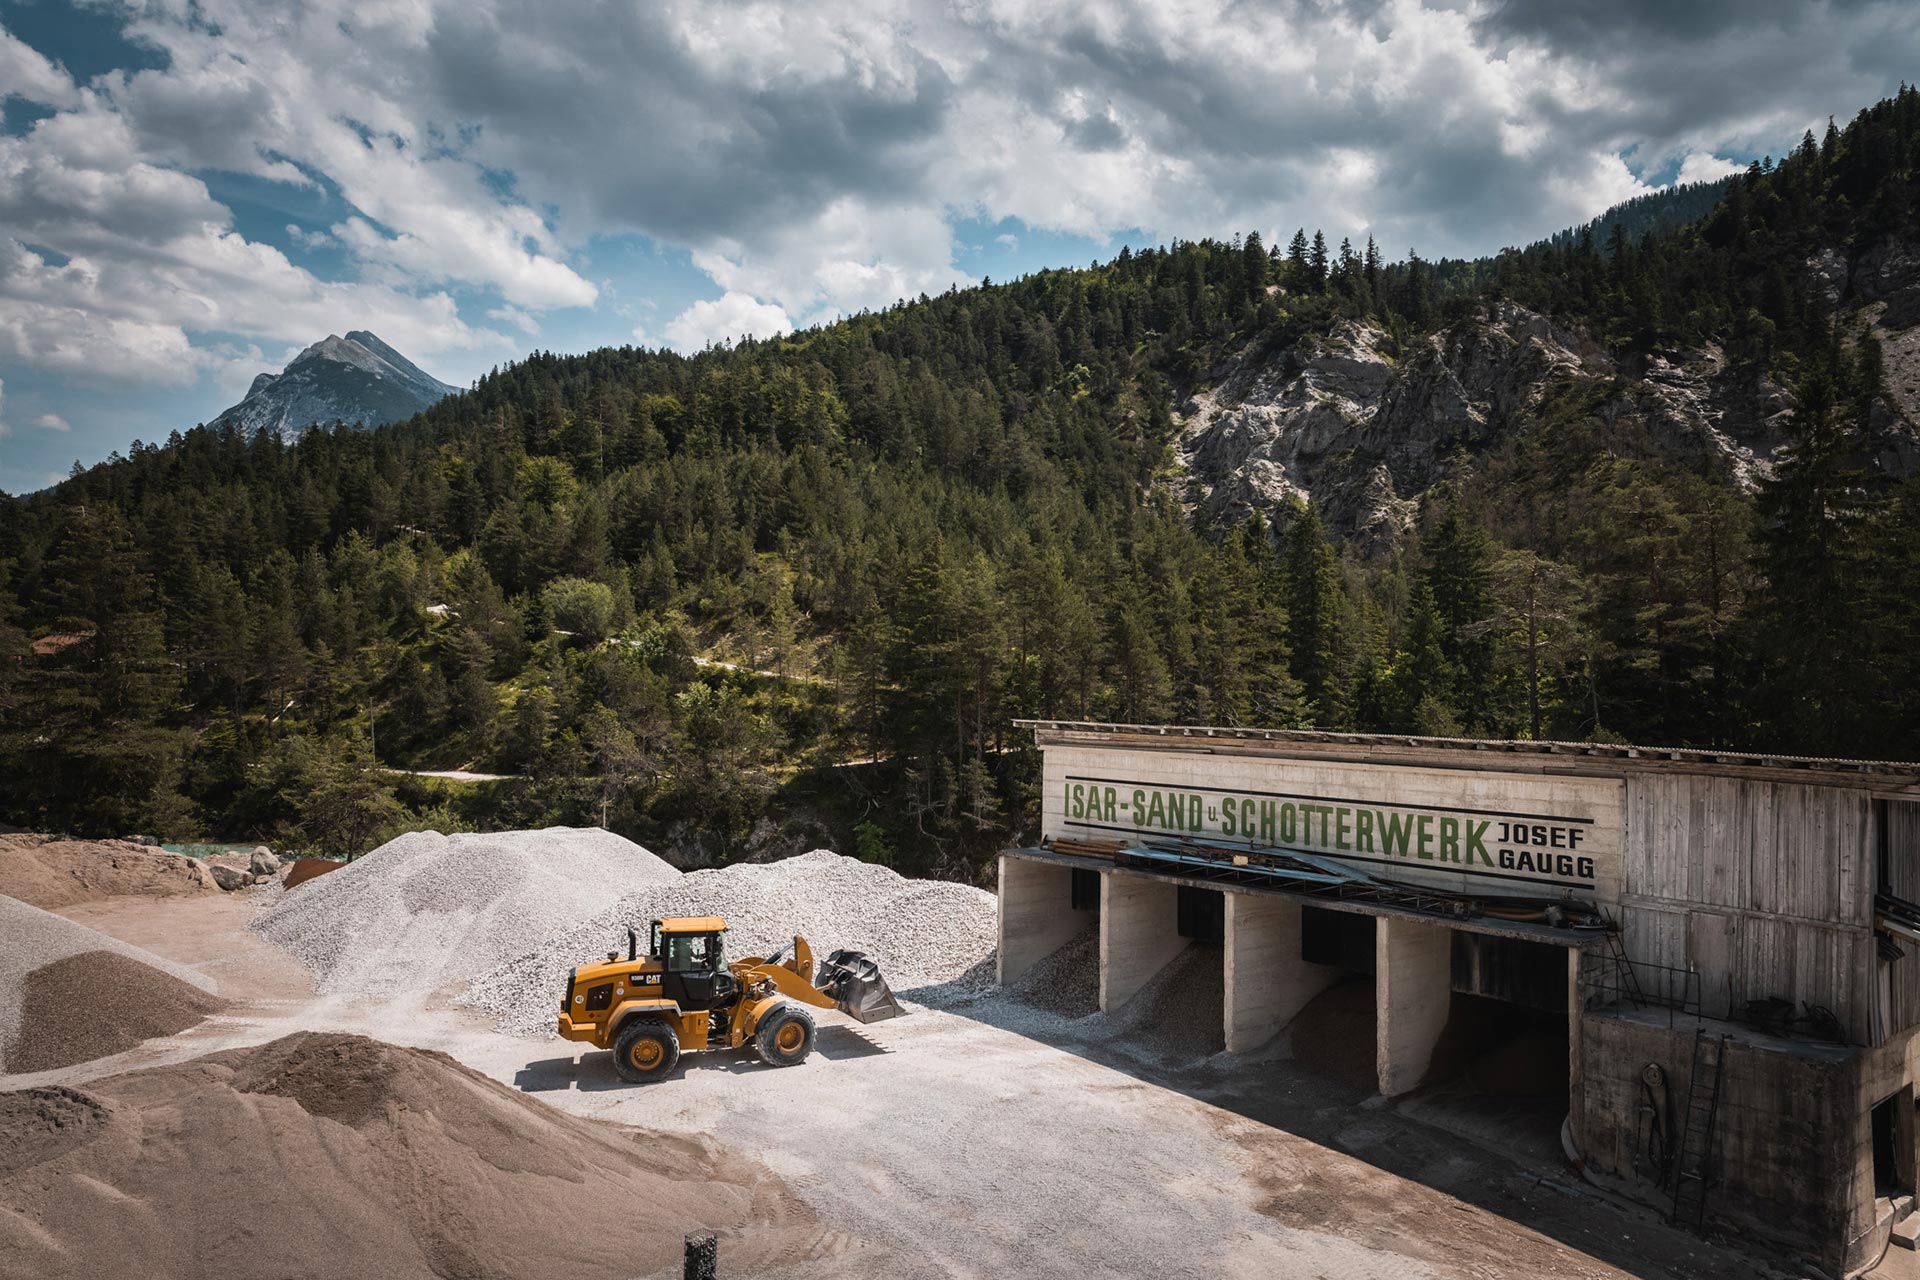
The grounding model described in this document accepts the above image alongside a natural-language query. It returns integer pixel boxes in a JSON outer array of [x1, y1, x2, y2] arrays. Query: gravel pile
[[465, 849, 997, 1035], [940, 929, 1230, 1063], [7, 951, 226, 1073], [0, 895, 220, 1074], [1102, 943, 1225, 1061], [1288, 976, 1379, 1084], [252, 828, 680, 1000], [1004, 923, 1099, 1018]]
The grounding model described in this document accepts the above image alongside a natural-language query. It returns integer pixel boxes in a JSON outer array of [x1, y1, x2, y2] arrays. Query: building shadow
[[920, 985, 1759, 1280]]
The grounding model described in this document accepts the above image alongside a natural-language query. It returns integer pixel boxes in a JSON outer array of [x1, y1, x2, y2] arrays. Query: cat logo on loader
[[557, 916, 905, 1083]]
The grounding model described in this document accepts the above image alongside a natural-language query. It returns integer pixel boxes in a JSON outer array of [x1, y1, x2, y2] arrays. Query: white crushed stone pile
[[251, 827, 680, 1000], [0, 894, 219, 1068], [465, 849, 997, 1036]]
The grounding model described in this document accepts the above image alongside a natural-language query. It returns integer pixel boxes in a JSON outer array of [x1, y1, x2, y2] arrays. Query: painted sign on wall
[[1042, 745, 1624, 901]]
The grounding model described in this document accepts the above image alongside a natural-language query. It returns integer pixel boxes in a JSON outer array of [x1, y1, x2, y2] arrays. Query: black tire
[[752, 1003, 815, 1067], [611, 1017, 681, 1083]]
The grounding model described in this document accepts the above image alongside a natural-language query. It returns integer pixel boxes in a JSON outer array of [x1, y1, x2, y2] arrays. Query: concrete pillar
[[1223, 893, 1343, 1054], [996, 856, 1089, 985], [1100, 872, 1187, 1013], [1376, 915, 1452, 1097], [1567, 948, 1584, 1152]]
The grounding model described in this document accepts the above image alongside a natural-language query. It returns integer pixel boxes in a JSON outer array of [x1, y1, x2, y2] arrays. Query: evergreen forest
[[5, 90, 1920, 879]]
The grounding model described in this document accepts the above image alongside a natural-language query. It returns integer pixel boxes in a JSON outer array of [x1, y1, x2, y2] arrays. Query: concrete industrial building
[[998, 720, 1920, 1274]]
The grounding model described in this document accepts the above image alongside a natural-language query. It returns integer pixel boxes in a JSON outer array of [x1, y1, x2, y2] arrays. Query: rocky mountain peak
[[1173, 299, 1904, 557], [210, 331, 459, 439]]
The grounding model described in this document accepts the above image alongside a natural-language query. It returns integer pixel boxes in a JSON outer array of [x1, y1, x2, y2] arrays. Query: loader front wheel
[[612, 1017, 680, 1084], [752, 1004, 815, 1067]]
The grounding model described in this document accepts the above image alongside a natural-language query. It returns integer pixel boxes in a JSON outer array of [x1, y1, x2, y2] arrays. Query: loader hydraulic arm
[[728, 935, 904, 1025], [737, 957, 840, 1011]]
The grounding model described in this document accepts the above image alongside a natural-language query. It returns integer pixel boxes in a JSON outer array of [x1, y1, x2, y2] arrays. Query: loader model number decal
[[1060, 776, 1597, 889]]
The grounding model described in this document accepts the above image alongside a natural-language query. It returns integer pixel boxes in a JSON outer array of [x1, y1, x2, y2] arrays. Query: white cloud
[[1546, 153, 1657, 228], [34, 412, 70, 432], [4, 0, 1917, 427], [0, 27, 81, 109], [663, 292, 793, 352], [0, 377, 8, 438], [692, 201, 967, 328], [488, 305, 541, 335], [1676, 151, 1743, 186]]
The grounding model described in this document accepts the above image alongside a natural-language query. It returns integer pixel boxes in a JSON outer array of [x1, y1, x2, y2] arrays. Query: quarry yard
[[1, 832, 1784, 1280]]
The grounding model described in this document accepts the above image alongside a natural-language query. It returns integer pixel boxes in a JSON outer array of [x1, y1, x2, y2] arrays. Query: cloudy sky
[[1, 0, 1915, 493]]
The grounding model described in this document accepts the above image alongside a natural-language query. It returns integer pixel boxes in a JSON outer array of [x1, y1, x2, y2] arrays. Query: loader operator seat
[[662, 930, 730, 1011]]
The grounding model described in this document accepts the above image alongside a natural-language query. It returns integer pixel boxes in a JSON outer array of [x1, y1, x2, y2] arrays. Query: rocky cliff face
[[1175, 293, 1918, 554], [211, 331, 458, 437]]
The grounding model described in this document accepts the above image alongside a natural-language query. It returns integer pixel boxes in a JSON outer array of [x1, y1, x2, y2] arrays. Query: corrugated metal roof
[[1014, 719, 1920, 780]]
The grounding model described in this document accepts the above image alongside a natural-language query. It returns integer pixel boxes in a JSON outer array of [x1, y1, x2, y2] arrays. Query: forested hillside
[[4, 90, 1919, 876]]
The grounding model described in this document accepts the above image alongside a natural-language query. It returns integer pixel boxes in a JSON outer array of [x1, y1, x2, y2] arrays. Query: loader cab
[[653, 916, 730, 1011]]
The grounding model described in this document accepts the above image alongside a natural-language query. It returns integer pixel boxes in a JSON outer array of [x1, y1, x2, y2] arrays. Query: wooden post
[[684, 1231, 717, 1280]]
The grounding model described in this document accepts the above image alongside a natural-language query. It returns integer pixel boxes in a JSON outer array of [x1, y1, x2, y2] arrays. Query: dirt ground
[[5, 892, 1785, 1280]]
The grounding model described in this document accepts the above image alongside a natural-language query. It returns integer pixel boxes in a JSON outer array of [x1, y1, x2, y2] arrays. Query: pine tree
[[1417, 494, 1495, 728], [1242, 230, 1270, 302], [1388, 584, 1458, 734], [1753, 368, 1887, 748], [1281, 504, 1348, 725]]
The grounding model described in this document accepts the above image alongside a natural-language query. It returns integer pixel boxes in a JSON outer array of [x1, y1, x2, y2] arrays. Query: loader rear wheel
[[612, 1017, 680, 1084], [752, 1004, 815, 1067]]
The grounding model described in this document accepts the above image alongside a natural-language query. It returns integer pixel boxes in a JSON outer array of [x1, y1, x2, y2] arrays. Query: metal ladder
[[1671, 1030, 1729, 1227], [1605, 922, 1648, 1008]]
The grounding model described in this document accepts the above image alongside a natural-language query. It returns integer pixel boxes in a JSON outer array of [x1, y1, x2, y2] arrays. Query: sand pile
[[466, 850, 997, 1035], [8, 952, 227, 1074], [0, 834, 219, 908], [0, 895, 222, 1075], [253, 827, 681, 1000], [0, 1032, 837, 1280], [282, 856, 343, 889]]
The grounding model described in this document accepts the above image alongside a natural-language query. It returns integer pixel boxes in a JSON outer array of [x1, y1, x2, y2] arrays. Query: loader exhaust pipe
[[815, 949, 905, 1024]]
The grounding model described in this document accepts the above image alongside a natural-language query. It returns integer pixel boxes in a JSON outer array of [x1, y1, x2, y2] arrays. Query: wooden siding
[[1619, 775, 1875, 1041], [1882, 801, 1920, 1036]]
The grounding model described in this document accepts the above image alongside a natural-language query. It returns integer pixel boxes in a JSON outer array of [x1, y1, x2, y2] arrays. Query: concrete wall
[[1223, 894, 1343, 1054], [997, 856, 1093, 985], [1377, 916, 1453, 1097], [1100, 873, 1187, 1013], [1578, 1011, 1870, 1273], [1040, 743, 1626, 904]]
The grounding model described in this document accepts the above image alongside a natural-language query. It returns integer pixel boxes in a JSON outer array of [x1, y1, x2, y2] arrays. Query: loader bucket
[[816, 949, 905, 1024]]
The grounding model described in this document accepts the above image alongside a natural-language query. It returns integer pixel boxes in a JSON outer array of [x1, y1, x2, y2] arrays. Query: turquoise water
[[160, 843, 256, 859]]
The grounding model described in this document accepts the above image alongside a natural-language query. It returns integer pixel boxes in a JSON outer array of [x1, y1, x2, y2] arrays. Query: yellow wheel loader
[[557, 916, 905, 1083]]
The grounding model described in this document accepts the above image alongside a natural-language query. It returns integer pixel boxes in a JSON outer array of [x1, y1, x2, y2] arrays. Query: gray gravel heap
[[252, 827, 680, 1000], [0, 894, 219, 1071], [464, 849, 997, 1035]]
